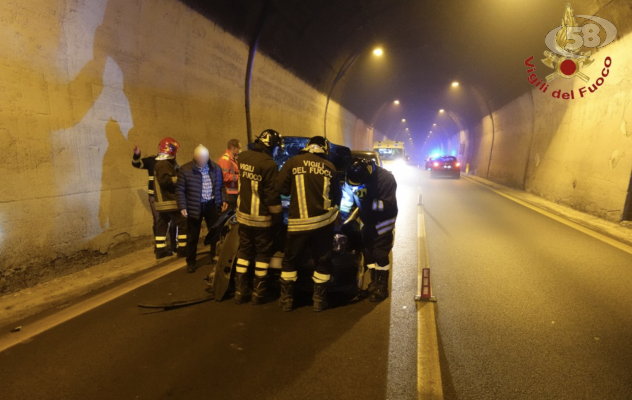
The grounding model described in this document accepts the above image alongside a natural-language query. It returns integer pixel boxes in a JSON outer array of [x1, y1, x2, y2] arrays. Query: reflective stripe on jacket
[[277, 152, 341, 233], [236, 146, 281, 228]]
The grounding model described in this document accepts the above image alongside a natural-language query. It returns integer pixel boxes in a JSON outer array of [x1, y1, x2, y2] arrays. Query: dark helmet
[[256, 129, 284, 151], [303, 136, 330, 156], [346, 158, 376, 186]]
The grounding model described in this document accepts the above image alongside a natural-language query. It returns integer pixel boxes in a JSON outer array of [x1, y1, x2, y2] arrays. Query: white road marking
[[463, 176, 632, 256], [0, 259, 186, 353]]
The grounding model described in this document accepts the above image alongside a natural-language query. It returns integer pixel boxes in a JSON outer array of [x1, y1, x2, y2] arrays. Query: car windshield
[[374, 148, 404, 160], [439, 156, 457, 161]]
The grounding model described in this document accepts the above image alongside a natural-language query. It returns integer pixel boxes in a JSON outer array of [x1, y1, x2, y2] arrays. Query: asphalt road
[[0, 166, 421, 400], [423, 173, 632, 399], [2, 165, 631, 400]]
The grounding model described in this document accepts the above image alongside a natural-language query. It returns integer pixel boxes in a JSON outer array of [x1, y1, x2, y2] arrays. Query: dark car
[[430, 156, 461, 179], [351, 150, 383, 167], [212, 137, 363, 300]]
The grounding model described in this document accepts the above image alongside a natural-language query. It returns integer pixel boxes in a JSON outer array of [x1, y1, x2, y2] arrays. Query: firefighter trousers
[[148, 195, 177, 250], [281, 223, 334, 282], [155, 211, 187, 253], [362, 225, 394, 270]]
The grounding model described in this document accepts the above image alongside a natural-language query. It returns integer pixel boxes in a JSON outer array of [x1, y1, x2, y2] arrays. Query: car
[[351, 150, 383, 167], [212, 136, 364, 300], [430, 156, 461, 179]]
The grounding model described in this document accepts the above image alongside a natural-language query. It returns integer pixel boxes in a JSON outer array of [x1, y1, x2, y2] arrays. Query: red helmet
[[158, 137, 180, 158]]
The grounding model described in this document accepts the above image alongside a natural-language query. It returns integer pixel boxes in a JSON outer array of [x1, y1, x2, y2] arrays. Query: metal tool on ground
[[137, 295, 215, 310]]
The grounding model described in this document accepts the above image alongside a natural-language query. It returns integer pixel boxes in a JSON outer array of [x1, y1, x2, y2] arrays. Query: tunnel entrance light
[[451, 81, 459, 87], [373, 48, 384, 56]]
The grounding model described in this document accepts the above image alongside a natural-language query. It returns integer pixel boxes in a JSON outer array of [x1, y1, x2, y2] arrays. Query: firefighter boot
[[234, 272, 251, 305], [279, 279, 295, 312], [251, 275, 268, 306], [370, 270, 390, 302], [313, 282, 329, 312], [367, 268, 378, 294]]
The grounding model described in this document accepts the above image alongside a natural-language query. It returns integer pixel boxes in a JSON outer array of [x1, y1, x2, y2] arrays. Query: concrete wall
[[467, 4, 632, 222], [0, 0, 374, 294]]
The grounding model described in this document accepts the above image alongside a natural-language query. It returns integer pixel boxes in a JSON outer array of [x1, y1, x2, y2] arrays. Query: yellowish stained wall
[[0, 0, 374, 293]]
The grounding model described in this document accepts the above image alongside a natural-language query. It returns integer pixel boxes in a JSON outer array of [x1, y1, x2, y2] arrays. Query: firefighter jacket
[[341, 166, 398, 235], [131, 153, 157, 196], [218, 150, 239, 195], [277, 152, 342, 233], [154, 158, 179, 212], [236, 145, 282, 228]]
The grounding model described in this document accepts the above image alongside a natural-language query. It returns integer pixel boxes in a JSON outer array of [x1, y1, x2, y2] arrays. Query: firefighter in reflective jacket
[[234, 129, 284, 305], [342, 158, 398, 302], [153, 137, 188, 259], [276, 136, 342, 312]]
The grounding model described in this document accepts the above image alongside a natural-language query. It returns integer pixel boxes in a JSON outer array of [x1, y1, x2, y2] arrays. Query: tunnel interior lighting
[[439, 109, 445, 113], [402, 118, 406, 122], [373, 48, 384, 56], [451, 81, 459, 87], [394, 100, 400, 105], [405, 127, 409, 131], [433, 123, 436, 126]]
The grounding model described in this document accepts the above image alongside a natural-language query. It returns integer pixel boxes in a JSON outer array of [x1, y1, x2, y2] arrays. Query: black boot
[[186, 263, 197, 273], [367, 268, 378, 293], [279, 279, 295, 312], [155, 249, 173, 260], [313, 281, 329, 312], [234, 272, 251, 304], [370, 270, 390, 302], [251, 275, 268, 306]]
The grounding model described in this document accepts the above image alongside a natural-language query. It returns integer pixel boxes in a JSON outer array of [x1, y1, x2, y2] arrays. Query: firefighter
[[234, 129, 284, 305], [276, 136, 342, 312], [342, 158, 398, 302], [132, 144, 177, 252], [218, 139, 241, 210], [153, 137, 187, 259]]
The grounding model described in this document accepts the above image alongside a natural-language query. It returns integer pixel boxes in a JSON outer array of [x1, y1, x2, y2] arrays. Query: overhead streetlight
[[451, 81, 459, 87], [373, 48, 384, 56], [394, 100, 400, 105]]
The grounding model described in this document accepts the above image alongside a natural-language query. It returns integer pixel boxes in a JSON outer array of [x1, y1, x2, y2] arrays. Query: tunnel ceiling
[[180, 0, 616, 144]]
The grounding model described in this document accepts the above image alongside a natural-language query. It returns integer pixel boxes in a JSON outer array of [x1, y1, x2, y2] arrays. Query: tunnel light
[[394, 100, 400, 105], [439, 109, 445, 113], [429, 131, 432, 134], [405, 127, 409, 131], [373, 48, 384, 56], [402, 118, 406, 122], [433, 123, 436, 126], [451, 81, 459, 87]]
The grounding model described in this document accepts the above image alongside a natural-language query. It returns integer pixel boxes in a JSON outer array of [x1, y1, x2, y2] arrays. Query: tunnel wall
[[468, 8, 632, 222], [0, 0, 375, 295]]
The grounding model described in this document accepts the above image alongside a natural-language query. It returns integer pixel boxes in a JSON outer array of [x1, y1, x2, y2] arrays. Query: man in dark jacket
[[154, 137, 187, 259], [177, 145, 228, 273], [234, 129, 283, 305], [276, 136, 342, 312], [342, 158, 398, 302], [132, 145, 177, 252]]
